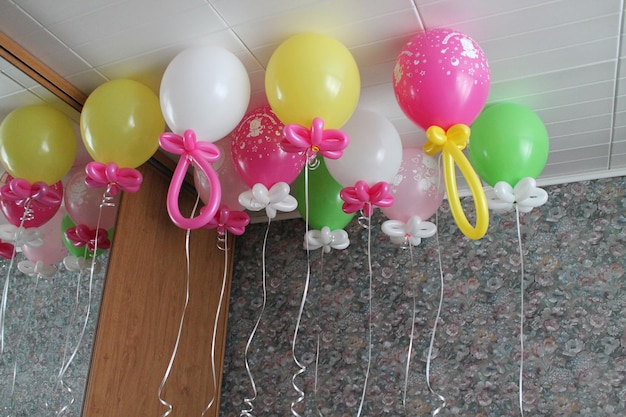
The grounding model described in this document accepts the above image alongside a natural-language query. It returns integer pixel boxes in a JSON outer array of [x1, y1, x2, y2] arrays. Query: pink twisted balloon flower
[[85, 162, 143, 195], [281, 117, 349, 159], [205, 205, 250, 236], [0, 178, 62, 208], [340, 180, 394, 217], [159, 129, 221, 229], [65, 224, 111, 252]]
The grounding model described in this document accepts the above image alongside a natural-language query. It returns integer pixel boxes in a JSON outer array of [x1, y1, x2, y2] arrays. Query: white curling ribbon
[[382, 215, 437, 246], [238, 182, 298, 219], [17, 260, 57, 278], [486, 177, 548, 213], [304, 226, 350, 253], [0, 224, 43, 247]]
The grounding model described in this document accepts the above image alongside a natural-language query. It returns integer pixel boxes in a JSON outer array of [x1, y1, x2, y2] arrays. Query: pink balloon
[[21, 208, 68, 265], [0, 172, 63, 228], [381, 147, 445, 222], [64, 171, 119, 230], [393, 28, 490, 130], [231, 105, 307, 188]]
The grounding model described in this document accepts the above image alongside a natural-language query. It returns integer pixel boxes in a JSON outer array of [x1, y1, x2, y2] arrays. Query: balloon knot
[[311, 145, 320, 153]]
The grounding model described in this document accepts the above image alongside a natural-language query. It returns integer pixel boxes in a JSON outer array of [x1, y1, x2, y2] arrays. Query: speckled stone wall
[[0, 254, 107, 416], [220, 176, 626, 417], [1, 176, 625, 417]]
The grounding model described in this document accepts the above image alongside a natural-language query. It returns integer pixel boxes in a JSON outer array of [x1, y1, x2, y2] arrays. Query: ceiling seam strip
[[607, 0, 626, 170], [206, 0, 266, 70]]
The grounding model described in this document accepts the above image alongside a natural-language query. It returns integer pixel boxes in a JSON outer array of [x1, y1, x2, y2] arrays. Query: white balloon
[[324, 109, 402, 187], [160, 46, 251, 142]]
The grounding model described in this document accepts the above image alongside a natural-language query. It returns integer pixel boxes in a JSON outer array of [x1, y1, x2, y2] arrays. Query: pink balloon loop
[[65, 224, 111, 251], [281, 117, 349, 159], [0, 178, 62, 208], [0, 240, 15, 259], [85, 161, 143, 195], [340, 180, 394, 217], [159, 129, 221, 229], [205, 204, 250, 236]]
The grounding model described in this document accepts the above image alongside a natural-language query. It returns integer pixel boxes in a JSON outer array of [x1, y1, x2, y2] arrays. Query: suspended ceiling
[[1, 0, 626, 187]]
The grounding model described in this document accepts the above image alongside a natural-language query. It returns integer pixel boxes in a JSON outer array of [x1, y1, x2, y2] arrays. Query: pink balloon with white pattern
[[393, 28, 490, 130], [231, 105, 306, 188]]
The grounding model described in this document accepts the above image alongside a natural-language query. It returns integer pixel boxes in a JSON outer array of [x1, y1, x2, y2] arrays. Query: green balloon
[[293, 157, 354, 230], [61, 214, 114, 259], [468, 102, 549, 186]]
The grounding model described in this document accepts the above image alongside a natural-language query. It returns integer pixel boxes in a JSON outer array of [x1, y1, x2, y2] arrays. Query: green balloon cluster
[[293, 158, 354, 230], [468, 102, 549, 186]]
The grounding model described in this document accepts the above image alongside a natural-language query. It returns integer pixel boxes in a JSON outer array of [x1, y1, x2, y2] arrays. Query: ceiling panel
[[1, 0, 625, 192]]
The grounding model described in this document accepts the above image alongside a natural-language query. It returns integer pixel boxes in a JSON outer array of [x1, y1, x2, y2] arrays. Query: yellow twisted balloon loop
[[424, 124, 489, 240]]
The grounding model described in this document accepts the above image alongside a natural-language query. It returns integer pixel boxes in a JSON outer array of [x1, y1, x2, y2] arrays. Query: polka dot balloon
[[393, 28, 490, 130]]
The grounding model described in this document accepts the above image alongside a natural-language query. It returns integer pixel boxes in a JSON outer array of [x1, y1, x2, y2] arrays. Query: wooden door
[[82, 162, 233, 416]]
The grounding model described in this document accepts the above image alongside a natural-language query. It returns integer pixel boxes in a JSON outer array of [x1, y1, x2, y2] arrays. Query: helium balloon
[[468, 102, 549, 186], [0, 104, 76, 184], [231, 106, 306, 188], [160, 46, 250, 142], [194, 137, 248, 211], [21, 208, 68, 266], [293, 158, 354, 230], [81, 79, 164, 168], [64, 171, 119, 229], [324, 109, 402, 187], [381, 147, 444, 222], [393, 28, 490, 130], [265, 33, 360, 129]]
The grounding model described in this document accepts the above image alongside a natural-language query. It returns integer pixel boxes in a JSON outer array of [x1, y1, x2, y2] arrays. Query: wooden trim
[[83, 163, 233, 416], [0, 31, 183, 174], [0, 31, 87, 112]]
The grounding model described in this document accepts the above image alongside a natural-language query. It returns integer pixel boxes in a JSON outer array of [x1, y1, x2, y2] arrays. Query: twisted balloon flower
[[281, 117, 349, 159], [340, 180, 393, 217], [85, 161, 143, 195], [0, 178, 62, 208], [485, 177, 548, 213], [303, 226, 350, 253], [205, 205, 250, 236]]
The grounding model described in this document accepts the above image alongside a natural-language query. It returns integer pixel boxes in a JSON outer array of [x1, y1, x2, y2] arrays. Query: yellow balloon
[[265, 33, 360, 129], [81, 79, 164, 168], [0, 104, 76, 184]]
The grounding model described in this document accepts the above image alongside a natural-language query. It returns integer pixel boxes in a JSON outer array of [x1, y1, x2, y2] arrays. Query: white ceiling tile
[[49, 0, 209, 48], [71, 5, 227, 67], [14, 0, 126, 26]]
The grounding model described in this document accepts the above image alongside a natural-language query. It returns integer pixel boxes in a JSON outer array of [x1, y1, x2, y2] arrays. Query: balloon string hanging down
[[423, 124, 489, 240]]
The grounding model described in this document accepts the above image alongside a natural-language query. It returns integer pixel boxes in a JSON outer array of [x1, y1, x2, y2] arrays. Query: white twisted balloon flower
[[238, 182, 298, 219], [485, 177, 548, 214], [17, 260, 57, 278], [63, 255, 101, 273], [0, 224, 43, 247], [382, 215, 437, 246], [303, 226, 350, 253]]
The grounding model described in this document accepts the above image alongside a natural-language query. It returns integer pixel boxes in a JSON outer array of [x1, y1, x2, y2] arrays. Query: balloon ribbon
[[424, 124, 488, 240], [281, 117, 349, 160], [159, 129, 222, 229]]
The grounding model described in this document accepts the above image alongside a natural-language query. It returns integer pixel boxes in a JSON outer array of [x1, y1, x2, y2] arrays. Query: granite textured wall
[[0, 254, 106, 416], [220, 176, 626, 417]]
